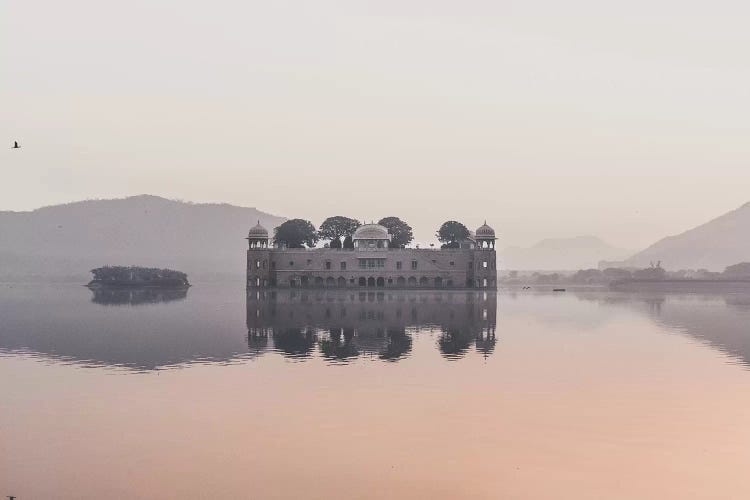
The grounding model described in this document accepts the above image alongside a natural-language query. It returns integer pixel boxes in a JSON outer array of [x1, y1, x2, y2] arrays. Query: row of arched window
[[248, 276, 496, 288]]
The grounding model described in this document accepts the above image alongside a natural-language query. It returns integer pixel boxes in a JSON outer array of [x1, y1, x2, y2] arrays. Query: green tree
[[318, 216, 360, 247], [274, 219, 319, 248], [437, 221, 470, 249], [378, 217, 413, 248]]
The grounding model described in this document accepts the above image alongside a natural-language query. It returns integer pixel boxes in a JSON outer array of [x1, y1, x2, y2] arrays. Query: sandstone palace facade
[[246, 222, 497, 289]]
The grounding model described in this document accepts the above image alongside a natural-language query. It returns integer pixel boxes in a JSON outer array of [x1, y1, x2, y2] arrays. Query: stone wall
[[247, 247, 497, 289]]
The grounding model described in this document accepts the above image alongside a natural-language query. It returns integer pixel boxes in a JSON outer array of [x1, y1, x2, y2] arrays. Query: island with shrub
[[86, 266, 190, 289]]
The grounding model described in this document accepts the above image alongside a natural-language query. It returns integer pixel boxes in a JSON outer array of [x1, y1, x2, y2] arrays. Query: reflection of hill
[[571, 291, 750, 367], [246, 290, 498, 362], [90, 287, 188, 306], [652, 295, 750, 367]]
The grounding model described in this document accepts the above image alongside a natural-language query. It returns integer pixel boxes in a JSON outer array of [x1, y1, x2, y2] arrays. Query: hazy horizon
[[3, 0, 750, 248], [2, 193, 738, 255]]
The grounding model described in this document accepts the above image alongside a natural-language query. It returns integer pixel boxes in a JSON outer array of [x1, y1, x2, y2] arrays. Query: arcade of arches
[[249, 275, 498, 289]]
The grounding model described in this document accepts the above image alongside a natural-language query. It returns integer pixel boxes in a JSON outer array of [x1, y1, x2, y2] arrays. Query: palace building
[[246, 221, 497, 289]]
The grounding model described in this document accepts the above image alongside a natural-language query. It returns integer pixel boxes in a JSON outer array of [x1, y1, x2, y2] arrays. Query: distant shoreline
[[610, 279, 750, 292]]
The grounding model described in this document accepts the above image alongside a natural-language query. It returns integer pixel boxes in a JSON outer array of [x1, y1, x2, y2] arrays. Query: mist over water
[[4, 2, 750, 497], [2, 283, 750, 498]]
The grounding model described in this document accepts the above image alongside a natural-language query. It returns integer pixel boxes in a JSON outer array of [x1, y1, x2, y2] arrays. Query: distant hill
[[500, 236, 632, 271], [0, 195, 285, 282], [624, 202, 750, 271]]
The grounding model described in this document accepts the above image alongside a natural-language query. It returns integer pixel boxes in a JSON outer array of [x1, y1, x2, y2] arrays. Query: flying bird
[[12, 141, 20, 149]]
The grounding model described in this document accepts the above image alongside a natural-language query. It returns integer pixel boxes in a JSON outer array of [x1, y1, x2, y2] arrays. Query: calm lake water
[[2, 283, 750, 499]]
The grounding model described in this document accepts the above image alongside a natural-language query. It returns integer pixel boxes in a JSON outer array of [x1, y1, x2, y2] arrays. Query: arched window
[[337, 277, 347, 287], [358, 277, 367, 287], [435, 277, 443, 287], [367, 277, 376, 287], [396, 277, 406, 287], [419, 277, 429, 287], [376, 277, 385, 287], [407, 277, 417, 287]]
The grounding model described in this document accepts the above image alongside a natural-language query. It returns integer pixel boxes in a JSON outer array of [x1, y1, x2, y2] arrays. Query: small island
[[86, 266, 190, 289]]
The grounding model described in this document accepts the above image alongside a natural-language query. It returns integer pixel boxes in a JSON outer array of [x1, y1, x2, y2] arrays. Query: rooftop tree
[[318, 216, 360, 248], [274, 219, 319, 248], [378, 217, 413, 248], [437, 221, 470, 249]]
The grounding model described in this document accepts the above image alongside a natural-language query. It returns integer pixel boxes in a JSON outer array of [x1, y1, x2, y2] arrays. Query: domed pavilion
[[247, 221, 269, 248], [475, 221, 496, 249], [353, 223, 391, 249]]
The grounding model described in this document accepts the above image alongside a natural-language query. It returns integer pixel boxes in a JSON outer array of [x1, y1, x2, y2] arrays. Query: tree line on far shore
[[272, 217, 477, 249], [501, 261, 750, 285]]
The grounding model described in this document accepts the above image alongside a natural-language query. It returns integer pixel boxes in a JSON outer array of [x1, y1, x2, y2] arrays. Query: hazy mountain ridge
[[3, 196, 748, 281], [0, 195, 285, 282], [501, 235, 632, 271], [624, 202, 750, 271]]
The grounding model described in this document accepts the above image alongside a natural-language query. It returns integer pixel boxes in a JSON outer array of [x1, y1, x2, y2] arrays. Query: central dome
[[353, 223, 389, 241]]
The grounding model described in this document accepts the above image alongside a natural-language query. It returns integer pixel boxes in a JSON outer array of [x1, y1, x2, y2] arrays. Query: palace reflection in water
[[246, 289, 498, 362], [5, 284, 750, 372]]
